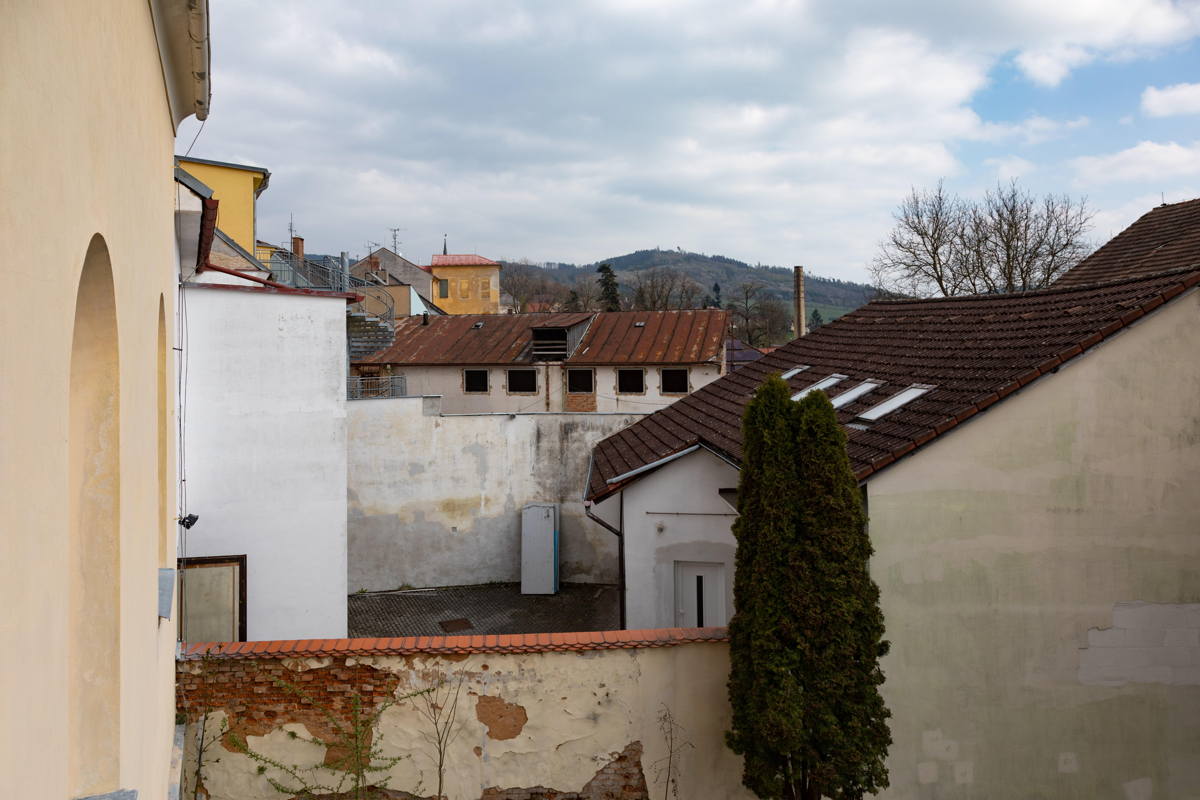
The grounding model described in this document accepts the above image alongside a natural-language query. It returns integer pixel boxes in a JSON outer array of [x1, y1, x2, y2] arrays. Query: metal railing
[[257, 250, 395, 330], [347, 375, 409, 400]]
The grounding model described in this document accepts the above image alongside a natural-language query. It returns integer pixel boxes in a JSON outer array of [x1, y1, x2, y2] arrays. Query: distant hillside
[[516, 248, 875, 321]]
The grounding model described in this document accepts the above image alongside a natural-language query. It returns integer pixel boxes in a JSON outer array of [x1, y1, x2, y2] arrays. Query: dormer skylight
[[780, 366, 810, 380], [857, 384, 935, 421], [792, 374, 848, 401], [831, 380, 883, 409]]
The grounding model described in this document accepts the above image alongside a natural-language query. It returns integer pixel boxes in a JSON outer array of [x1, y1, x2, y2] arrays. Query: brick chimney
[[794, 265, 807, 337], [291, 235, 304, 262]]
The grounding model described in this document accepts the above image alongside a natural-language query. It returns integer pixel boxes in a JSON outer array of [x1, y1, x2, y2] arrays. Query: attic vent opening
[[858, 384, 935, 421], [472, 321, 485, 329], [780, 366, 811, 380], [531, 327, 570, 361], [634, 321, 646, 328], [792, 374, 848, 401]]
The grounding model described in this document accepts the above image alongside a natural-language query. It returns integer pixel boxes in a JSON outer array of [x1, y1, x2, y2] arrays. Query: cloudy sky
[[177, 0, 1200, 282]]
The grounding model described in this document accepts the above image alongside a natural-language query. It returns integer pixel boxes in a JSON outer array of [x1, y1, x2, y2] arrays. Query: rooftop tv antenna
[[388, 226, 406, 255]]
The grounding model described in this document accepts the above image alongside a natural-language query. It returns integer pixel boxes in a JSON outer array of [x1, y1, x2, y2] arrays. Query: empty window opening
[[660, 368, 689, 394], [792, 373, 848, 401], [532, 327, 570, 361], [832, 380, 883, 409], [464, 369, 489, 393], [858, 384, 935, 421], [567, 368, 594, 394], [780, 366, 810, 380], [507, 368, 538, 393], [617, 369, 645, 394]]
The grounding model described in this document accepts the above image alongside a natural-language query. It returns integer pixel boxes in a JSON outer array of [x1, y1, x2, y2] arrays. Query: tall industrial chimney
[[793, 265, 807, 337]]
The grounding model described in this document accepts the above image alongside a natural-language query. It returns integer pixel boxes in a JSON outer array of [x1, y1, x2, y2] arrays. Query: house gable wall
[[866, 288, 1200, 797]]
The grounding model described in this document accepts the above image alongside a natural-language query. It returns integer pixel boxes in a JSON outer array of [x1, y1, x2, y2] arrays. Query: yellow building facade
[[1, 1, 209, 797], [176, 156, 269, 255], [430, 254, 502, 314]]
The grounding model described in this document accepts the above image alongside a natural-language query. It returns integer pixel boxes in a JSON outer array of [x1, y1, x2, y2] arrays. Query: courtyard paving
[[348, 582, 620, 637]]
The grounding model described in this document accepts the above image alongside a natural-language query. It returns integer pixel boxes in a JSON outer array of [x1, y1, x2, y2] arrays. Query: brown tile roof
[[1055, 197, 1200, 288], [432, 254, 500, 267], [179, 626, 729, 659], [362, 309, 729, 367], [587, 266, 1200, 500]]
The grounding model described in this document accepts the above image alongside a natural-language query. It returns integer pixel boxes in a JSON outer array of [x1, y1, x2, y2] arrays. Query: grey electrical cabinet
[[521, 503, 559, 595]]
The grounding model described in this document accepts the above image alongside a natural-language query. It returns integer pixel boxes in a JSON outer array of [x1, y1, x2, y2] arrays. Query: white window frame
[[858, 383, 935, 421], [792, 373, 848, 401]]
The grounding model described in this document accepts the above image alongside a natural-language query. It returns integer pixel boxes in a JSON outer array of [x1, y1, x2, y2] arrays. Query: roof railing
[[347, 374, 408, 401], [261, 250, 395, 330]]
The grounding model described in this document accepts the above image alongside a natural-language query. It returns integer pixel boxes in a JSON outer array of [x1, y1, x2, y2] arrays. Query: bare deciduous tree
[[629, 268, 705, 311], [872, 180, 1093, 297], [726, 282, 792, 347]]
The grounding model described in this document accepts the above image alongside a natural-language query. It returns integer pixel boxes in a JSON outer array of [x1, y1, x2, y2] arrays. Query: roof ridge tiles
[[178, 627, 730, 660]]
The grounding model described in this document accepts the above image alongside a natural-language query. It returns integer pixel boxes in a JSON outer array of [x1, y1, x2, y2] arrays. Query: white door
[[675, 561, 726, 627]]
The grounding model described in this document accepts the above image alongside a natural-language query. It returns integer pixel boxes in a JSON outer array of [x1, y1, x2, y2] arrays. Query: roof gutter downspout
[[584, 497, 625, 630]]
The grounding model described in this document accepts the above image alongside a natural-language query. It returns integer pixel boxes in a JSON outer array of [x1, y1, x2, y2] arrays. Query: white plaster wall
[[348, 397, 643, 589], [185, 643, 755, 800], [182, 286, 348, 639], [863, 290, 1200, 799], [610, 449, 740, 629], [395, 363, 723, 414]]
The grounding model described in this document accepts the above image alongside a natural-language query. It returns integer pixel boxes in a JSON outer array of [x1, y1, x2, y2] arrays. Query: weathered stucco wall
[[396, 363, 723, 414], [1, 2, 183, 797], [348, 397, 643, 589], [865, 289, 1200, 799], [177, 636, 753, 800], [182, 284, 349, 639]]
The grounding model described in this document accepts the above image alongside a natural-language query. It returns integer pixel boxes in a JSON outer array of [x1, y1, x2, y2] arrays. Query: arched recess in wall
[[158, 294, 169, 566], [68, 233, 121, 796]]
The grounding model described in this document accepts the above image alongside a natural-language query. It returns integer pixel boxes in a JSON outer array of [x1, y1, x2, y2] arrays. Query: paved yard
[[348, 582, 620, 637]]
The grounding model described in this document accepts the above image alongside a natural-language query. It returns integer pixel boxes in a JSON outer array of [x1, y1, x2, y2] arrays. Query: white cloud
[[1142, 82, 1200, 117], [1014, 44, 1092, 87], [1073, 141, 1200, 183], [985, 156, 1035, 181], [976, 115, 1089, 144]]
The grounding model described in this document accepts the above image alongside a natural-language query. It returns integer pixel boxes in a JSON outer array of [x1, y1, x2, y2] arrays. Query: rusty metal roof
[[361, 309, 729, 367], [571, 309, 729, 365], [431, 254, 500, 267]]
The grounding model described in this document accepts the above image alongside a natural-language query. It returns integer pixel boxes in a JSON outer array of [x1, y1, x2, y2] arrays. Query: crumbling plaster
[[348, 397, 643, 590], [181, 643, 753, 800]]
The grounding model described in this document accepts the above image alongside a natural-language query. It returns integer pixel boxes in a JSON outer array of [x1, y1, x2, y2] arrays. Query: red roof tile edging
[[180, 626, 729, 660]]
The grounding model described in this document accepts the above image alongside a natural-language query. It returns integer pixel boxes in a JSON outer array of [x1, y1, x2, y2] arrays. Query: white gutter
[[605, 444, 700, 485], [151, 0, 212, 129]]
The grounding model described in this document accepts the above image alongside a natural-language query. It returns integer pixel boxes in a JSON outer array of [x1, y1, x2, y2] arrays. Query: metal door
[[675, 561, 726, 627]]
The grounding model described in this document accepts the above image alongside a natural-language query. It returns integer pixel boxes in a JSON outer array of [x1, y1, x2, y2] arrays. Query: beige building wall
[[180, 642, 755, 800], [431, 265, 501, 314], [396, 362, 723, 413], [867, 289, 1200, 798], [1, 2, 183, 797]]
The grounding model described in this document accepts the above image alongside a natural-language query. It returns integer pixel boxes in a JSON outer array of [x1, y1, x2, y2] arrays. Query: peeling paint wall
[[178, 643, 754, 800], [348, 397, 643, 589]]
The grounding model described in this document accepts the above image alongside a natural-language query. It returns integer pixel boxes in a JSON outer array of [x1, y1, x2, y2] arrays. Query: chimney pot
[[794, 265, 807, 338], [422, 311, 429, 326], [291, 235, 305, 262]]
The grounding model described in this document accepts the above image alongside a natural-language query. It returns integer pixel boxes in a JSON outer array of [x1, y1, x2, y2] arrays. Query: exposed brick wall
[[177, 656, 401, 766], [564, 392, 597, 412], [177, 657, 652, 799]]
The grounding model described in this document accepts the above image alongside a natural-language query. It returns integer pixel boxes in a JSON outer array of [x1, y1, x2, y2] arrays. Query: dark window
[[660, 368, 689, 394], [438, 279, 449, 298], [617, 369, 645, 394], [464, 369, 489, 393], [567, 368, 594, 394], [507, 369, 538, 393]]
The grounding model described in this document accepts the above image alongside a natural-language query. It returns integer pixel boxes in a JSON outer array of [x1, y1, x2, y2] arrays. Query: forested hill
[[528, 248, 876, 320]]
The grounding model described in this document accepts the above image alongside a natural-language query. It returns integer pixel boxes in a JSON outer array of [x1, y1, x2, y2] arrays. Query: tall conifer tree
[[597, 263, 621, 311], [727, 384, 891, 800]]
